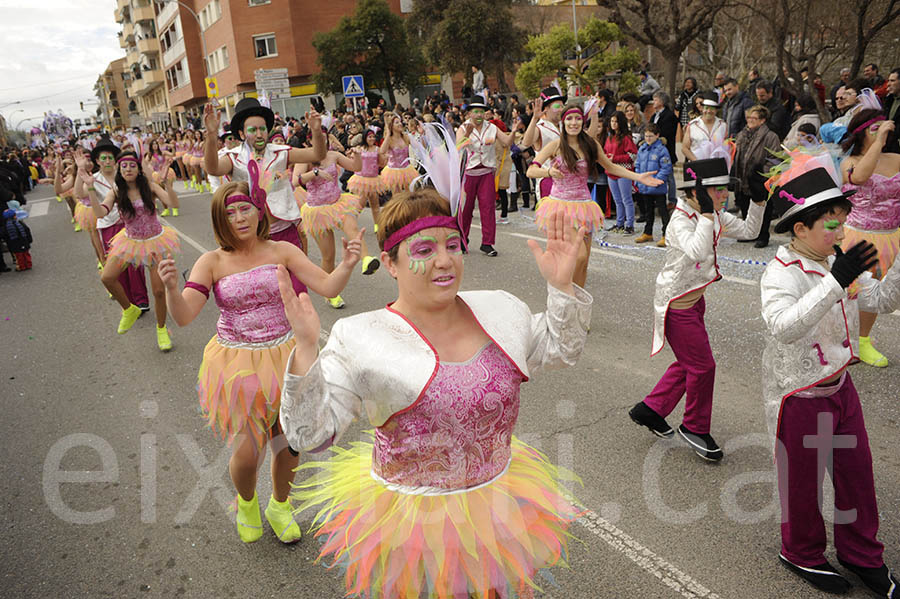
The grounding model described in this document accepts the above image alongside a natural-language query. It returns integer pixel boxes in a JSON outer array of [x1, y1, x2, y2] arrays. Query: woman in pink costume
[[66, 149, 107, 266], [347, 128, 387, 230], [840, 109, 900, 367], [53, 153, 80, 230], [83, 151, 180, 351], [148, 139, 179, 216], [156, 177, 361, 544], [174, 131, 189, 183], [379, 114, 418, 195]]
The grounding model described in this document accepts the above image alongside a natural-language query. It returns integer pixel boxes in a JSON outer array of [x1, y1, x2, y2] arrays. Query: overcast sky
[[0, 1, 124, 131]]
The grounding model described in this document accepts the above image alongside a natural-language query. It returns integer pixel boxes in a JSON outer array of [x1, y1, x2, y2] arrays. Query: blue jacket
[[634, 140, 672, 195]]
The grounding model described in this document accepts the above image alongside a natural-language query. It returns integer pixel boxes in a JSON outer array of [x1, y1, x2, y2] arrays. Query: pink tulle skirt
[[535, 196, 603, 233], [300, 193, 359, 236], [348, 174, 387, 196], [107, 226, 180, 267]]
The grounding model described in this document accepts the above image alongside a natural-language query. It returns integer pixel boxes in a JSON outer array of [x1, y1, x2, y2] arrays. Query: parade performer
[[839, 110, 900, 367], [156, 175, 362, 544], [628, 158, 765, 461], [208, 125, 239, 195], [528, 104, 661, 287], [74, 138, 149, 310], [174, 131, 189, 182], [379, 113, 418, 195], [278, 121, 593, 599], [53, 153, 79, 230], [148, 139, 179, 216], [203, 98, 327, 295], [346, 128, 387, 230], [522, 86, 566, 200], [67, 147, 107, 266], [759, 158, 900, 597], [83, 151, 180, 351]]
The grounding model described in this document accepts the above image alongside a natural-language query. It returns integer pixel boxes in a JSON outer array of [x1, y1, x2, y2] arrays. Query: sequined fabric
[[548, 157, 591, 201], [387, 146, 410, 169], [121, 199, 163, 239], [843, 173, 900, 230], [360, 151, 379, 177], [213, 264, 292, 344], [305, 163, 341, 207]]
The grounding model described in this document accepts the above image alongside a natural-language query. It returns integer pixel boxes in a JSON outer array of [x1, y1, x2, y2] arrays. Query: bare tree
[[848, 0, 900, 77]]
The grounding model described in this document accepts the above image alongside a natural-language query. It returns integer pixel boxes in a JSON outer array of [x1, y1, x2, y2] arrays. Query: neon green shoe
[[328, 295, 345, 309], [171, 208, 179, 217], [97, 261, 103, 271], [361, 256, 380, 275], [373, 223, 379, 233], [859, 336, 888, 367], [264, 495, 302, 544], [56, 195, 62, 203], [74, 223, 81, 232], [117, 304, 141, 334], [160, 207, 170, 217], [236, 492, 263, 543], [156, 325, 173, 352], [203, 182, 211, 193]]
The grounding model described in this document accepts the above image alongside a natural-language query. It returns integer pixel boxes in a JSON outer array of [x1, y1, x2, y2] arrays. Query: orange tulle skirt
[[107, 226, 180, 267], [380, 166, 418, 194], [535, 197, 603, 233], [73, 202, 97, 231], [197, 333, 296, 447], [348, 174, 387, 196], [152, 169, 176, 185], [300, 193, 359, 236], [292, 435, 582, 599], [844, 225, 900, 297]]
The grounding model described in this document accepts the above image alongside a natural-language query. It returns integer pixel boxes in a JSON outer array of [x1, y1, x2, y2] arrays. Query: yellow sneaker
[[203, 182, 211, 193], [160, 207, 170, 217], [172, 208, 179, 217], [156, 325, 173, 352], [56, 195, 62, 203], [264, 495, 302, 544], [97, 261, 103, 271], [859, 336, 888, 367], [361, 256, 380, 275], [74, 223, 82, 232], [117, 304, 141, 334], [328, 295, 345, 309], [236, 492, 263, 543], [373, 223, 379, 233], [656, 236, 667, 248], [635, 233, 654, 243]]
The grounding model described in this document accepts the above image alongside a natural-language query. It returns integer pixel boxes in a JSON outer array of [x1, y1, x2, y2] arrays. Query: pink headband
[[224, 193, 265, 212], [383, 215, 462, 252], [563, 107, 583, 119], [117, 156, 138, 165], [852, 115, 885, 135]]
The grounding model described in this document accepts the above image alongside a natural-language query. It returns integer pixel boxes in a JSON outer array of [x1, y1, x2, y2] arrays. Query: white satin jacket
[[225, 142, 299, 223]]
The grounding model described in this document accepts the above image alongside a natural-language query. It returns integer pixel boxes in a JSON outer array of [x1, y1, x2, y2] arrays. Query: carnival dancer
[[203, 98, 327, 295], [148, 139, 179, 216], [628, 158, 765, 461], [346, 128, 387, 230], [174, 130, 189, 183], [528, 103, 662, 287], [53, 154, 79, 230], [759, 160, 900, 597], [278, 121, 593, 599], [156, 176, 362, 544], [522, 86, 566, 200], [208, 125, 239, 195], [378, 113, 418, 196], [74, 138, 149, 310], [67, 147, 107, 266], [83, 151, 180, 351], [839, 111, 900, 367], [456, 95, 515, 256], [191, 130, 210, 193]]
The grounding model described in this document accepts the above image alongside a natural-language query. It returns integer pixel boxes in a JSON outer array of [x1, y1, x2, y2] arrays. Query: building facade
[[115, 0, 170, 131], [95, 58, 133, 130]]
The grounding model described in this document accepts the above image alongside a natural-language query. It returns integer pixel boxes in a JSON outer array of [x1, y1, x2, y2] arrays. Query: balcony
[[162, 37, 185, 67], [131, 69, 165, 96], [123, 22, 134, 40], [126, 48, 141, 68], [137, 37, 158, 54], [156, 1, 178, 26], [119, 32, 128, 48], [117, 0, 130, 8], [133, 3, 155, 22]]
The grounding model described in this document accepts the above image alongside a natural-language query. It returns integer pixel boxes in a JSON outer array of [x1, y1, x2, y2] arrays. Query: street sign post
[[205, 76, 218, 98], [342, 75, 365, 98], [255, 68, 290, 101]]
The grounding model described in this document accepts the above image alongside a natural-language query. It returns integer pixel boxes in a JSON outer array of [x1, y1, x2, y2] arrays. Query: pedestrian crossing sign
[[342, 75, 365, 98]]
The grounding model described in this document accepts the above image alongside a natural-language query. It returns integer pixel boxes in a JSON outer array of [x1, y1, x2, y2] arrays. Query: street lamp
[[14, 116, 41, 130]]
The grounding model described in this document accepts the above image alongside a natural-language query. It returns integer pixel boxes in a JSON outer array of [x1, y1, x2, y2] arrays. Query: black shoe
[[629, 402, 674, 438], [508, 207, 518, 213], [737, 238, 755, 243], [0, 264, 10, 273], [480, 244, 498, 257], [837, 558, 899, 598], [754, 238, 769, 249], [623, 226, 635, 235], [137, 304, 150, 315], [606, 223, 622, 233], [636, 216, 647, 223], [780, 555, 851, 594], [678, 424, 724, 462]]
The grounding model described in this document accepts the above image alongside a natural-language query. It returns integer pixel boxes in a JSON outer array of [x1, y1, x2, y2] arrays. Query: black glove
[[831, 241, 878, 288], [695, 185, 714, 214]]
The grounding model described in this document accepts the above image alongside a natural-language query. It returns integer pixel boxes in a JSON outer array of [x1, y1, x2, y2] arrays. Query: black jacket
[[764, 97, 789, 140], [883, 93, 900, 154], [2, 215, 32, 252], [651, 107, 679, 163]]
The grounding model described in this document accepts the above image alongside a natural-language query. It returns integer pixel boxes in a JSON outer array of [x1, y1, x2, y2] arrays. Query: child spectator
[[633, 123, 673, 247], [1, 208, 33, 271]]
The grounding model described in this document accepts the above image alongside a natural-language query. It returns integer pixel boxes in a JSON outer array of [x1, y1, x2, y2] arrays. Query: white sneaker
[[497, 217, 509, 225]]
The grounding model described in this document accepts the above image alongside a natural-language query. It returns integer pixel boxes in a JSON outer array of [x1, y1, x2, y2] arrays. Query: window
[[165, 57, 190, 91], [249, 0, 270, 6], [206, 45, 229, 74], [253, 34, 277, 58], [199, 0, 221, 30]]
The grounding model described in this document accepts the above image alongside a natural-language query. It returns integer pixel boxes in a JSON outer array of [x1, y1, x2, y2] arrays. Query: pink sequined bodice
[[387, 145, 410, 169], [843, 173, 900, 230], [548, 158, 591, 202], [213, 265, 292, 344], [305, 163, 341, 207], [360, 150, 380, 177], [372, 342, 524, 490], [121, 199, 162, 239], [151, 154, 166, 173]]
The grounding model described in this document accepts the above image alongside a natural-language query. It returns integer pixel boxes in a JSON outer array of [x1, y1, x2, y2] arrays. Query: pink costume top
[[360, 150, 380, 177], [120, 199, 163, 240], [372, 342, 523, 490], [151, 153, 167, 173], [305, 163, 341, 207], [548, 157, 591, 202], [386, 145, 410, 169], [175, 141, 189, 154], [191, 142, 204, 157], [212, 264, 295, 345], [842, 173, 900, 231]]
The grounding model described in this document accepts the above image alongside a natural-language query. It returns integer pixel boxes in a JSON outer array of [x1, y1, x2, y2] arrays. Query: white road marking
[[27, 202, 49, 217], [159, 218, 210, 255]]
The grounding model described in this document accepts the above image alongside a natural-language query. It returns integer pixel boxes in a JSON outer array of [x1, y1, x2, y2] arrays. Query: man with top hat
[[203, 98, 326, 291], [628, 158, 765, 462], [456, 94, 515, 256], [759, 161, 900, 597], [681, 92, 728, 162], [522, 86, 566, 201]]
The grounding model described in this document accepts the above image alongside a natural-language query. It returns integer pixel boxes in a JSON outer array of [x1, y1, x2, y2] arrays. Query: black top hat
[[90, 136, 120, 164], [230, 98, 275, 137], [540, 86, 566, 106], [677, 158, 731, 189], [772, 168, 855, 234], [467, 95, 488, 110]]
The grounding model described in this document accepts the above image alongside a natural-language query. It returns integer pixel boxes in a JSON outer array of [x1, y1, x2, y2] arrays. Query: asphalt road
[[2, 183, 898, 599]]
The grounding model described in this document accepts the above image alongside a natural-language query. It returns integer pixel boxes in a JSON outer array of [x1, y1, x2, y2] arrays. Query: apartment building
[[115, 0, 170, 131], [95, 58, 134, 130]]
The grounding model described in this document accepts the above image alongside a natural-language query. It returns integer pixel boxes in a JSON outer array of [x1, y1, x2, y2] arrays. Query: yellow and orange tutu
[[73, 202, 97, 231], [380, 166, 418, 194], [197, 333, 296, 447], [348, 174, 387, 197], [300, 193, 359, 236], [292, 435, 581, 599], [152, 168, 176, 185], [107, 226, 180, 267], [293, 186, 308, 209], [535, 197, 603, 234]]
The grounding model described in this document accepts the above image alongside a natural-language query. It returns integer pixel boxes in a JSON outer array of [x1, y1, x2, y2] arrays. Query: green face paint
[[407, 233, 438, 275], [824, 219, 840, 231]]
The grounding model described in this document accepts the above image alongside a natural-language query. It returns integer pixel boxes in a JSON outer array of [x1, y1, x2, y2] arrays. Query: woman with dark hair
[[604, 110, 639, 233], [784, 93, 821, 148], [839, 109, 900, 367], [675, 77, 701, 138], [148, 139, 179, 216], [346, 128, 387, 229], [82, 151, 180, 351]]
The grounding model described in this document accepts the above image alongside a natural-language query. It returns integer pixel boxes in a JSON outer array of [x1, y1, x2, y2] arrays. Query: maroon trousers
[[269, 224, 308, 295], [776, 374, 884, 569], [461, 171, 497, 246], [99, 223, 148, 306]]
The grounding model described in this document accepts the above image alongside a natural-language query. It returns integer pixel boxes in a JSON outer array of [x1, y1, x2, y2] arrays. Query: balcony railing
[[133, 4, 155, 22], [162, 37, 185, 67], [137, 38, 158, 54]]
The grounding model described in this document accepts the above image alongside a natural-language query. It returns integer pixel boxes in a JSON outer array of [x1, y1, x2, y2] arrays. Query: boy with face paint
[[759, 162, 900, 597]]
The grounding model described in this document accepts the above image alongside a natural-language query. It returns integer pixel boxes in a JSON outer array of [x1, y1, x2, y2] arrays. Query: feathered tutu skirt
[[348, 174, 387, 196], [535, 197, 603, 234], [74, 202, 97, 231], [300, 193, 359, 236], [380, 166, 418, 194], [292, 435, 582, 599], [107, 226, 180, 267], [197, 332, 296, 447], [151, 168, 176, 185], [842, 224, 900, 279]]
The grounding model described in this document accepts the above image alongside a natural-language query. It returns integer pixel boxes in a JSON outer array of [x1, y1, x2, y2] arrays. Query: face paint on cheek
[[823, 219, 840, 231], [406, 233, 438, 274]]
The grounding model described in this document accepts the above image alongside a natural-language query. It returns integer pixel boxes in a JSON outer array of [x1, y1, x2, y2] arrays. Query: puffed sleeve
[[857, 256, 900, 314], [525, 283, 593, 373]]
